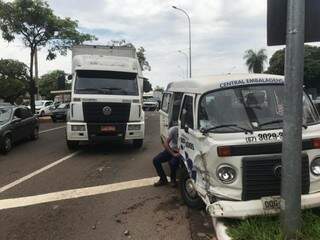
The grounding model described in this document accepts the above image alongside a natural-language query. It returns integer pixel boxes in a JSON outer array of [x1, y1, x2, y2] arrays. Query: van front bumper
[[207, 191, 320, 219]]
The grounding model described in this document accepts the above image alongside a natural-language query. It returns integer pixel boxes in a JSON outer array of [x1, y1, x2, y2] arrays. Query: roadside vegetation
[[225, 209, 320, 240]]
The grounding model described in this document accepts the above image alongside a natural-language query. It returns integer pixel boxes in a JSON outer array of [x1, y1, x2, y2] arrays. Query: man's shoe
[[154, 179, 168, 187]]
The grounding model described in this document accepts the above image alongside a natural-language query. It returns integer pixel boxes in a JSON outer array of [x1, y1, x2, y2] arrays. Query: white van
[[160, 74, 320, 219]]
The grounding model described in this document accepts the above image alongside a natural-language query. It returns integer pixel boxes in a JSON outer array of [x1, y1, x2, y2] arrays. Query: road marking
[[0, 151, 80, 194], [0, 177, 158, 210], [39, 126, 66, 134]]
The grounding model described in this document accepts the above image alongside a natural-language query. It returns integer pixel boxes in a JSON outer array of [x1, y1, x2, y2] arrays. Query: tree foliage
[[143, 78, 152, 93], [109, 39, 151, 71], [243, 49, 268, 73], [154, 86, 164, 93], [39, 70, 70, 100], [0, 0, 96, 112], [0, 59, 29, 104], [267, 45, 320, 91]]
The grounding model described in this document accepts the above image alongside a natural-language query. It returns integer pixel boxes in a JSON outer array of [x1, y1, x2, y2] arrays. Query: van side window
[[180, 95, 194, 129], [161, 93, 171, 113], [169, 92, 184, 127]]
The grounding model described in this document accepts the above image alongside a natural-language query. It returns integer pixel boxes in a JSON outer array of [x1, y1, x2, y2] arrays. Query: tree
[[143, 78, 152, 93], [243, 49, 268, 73], [0, 0, 96, 112], [39, 70, 70, 99], [0, 59, 29, 104], [267, 45, 320, 92], [154, 86, 164, 93], [109, 39, 151, 71]]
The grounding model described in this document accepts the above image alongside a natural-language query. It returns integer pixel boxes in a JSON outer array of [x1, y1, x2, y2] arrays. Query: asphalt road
[[0, 112, 215, 240]]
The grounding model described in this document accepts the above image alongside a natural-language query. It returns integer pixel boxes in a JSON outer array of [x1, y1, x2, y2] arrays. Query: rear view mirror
[[67, 74, 73, 80]]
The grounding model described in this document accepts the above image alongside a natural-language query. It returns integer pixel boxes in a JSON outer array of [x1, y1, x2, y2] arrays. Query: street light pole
[[178, 50, 189, 79], [172, 6, 192, 78], [281, 0, 305, 238]]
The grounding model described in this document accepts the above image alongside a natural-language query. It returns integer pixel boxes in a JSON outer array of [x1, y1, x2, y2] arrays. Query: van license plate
[[261, 196, 281, 211], [101, 126, 116, 132]]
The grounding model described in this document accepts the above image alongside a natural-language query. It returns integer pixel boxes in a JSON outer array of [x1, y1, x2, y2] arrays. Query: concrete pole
[[34, 47, 40, 100], [281, 0, 305, 238]]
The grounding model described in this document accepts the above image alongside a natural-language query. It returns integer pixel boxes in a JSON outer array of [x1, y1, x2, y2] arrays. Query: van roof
[[165, 74, 284, 94]]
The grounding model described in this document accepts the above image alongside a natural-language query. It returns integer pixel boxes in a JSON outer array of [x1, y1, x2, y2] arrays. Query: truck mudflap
[[207, 191, 320, 219]]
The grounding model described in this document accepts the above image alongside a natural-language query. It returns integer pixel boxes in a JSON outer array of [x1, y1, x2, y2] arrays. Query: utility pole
[[281, 0, 305, 238], [172, 6, 192, 78]]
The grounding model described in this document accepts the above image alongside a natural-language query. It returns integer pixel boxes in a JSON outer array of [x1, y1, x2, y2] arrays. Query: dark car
[[0, 105, 39, 154], [51, 103, 70, 122]]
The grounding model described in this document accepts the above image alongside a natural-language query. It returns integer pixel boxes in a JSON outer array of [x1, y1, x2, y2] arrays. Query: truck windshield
[[199, 85, 320, 133], [75, 70, 139, 96]]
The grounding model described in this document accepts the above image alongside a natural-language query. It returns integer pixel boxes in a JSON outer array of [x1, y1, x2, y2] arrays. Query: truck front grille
[[83, 102, 130, 123], [242, 155, 310, 201]]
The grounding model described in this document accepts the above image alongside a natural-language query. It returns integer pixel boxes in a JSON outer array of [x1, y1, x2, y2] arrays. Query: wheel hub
[[185, 179, 197, 198]]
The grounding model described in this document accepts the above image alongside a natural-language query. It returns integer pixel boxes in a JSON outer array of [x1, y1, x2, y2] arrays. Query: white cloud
[[0, 0, 294, 88]]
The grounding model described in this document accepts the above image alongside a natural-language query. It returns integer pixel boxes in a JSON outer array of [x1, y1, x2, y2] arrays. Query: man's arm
[[163, 136, 180, 157]]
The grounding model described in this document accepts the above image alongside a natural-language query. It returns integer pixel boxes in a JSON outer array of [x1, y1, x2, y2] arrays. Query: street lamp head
[[172, 6, 177, 9]]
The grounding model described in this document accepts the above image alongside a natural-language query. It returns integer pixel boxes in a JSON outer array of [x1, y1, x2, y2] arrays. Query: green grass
[[225, 209, 320, 240]]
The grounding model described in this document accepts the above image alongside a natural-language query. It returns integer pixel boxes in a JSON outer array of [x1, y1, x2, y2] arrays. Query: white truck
[[66, 45, 145, 149]]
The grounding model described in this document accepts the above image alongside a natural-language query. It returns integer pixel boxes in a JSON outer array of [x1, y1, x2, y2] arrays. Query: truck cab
[[66, 45, 145, 149], [160, 74, 320, 218]]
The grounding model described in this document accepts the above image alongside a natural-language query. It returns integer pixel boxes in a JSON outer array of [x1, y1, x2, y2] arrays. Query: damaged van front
[[172, 74, 320, 219]]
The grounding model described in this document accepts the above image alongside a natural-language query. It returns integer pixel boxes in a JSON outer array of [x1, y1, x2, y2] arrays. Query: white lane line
[[0, 177, 158, 210], [0, 151, 80, 194], [39, 126, 66, 134]]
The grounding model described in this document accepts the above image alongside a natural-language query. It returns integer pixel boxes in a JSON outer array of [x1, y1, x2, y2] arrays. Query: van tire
[[133, 139, 143, 149], [1, 134, 12, 154], [30, 127, 39, 140], [67, 140, 79, 150], [179, 168, 205, 210]]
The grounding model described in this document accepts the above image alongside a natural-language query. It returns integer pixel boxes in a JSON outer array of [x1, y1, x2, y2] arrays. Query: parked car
[[143, 97, 159, 111], [35, 100, 54, 116], [0, 105, 39, 154], [51, 103, 70, 122]]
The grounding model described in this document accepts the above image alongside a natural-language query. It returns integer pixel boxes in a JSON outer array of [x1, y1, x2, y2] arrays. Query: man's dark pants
[[153, 150, 180, 182]]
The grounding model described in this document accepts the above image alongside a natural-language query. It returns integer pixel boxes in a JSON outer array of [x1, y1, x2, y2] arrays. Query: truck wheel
[[30, 127, 39, 140], [67, 140, 79, 150], [133, 139, 143, 149], [179, 168, 205, 209], [1, 134, 12, 154]]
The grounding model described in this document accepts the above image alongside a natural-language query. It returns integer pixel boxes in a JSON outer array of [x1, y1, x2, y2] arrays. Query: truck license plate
[[261, 196, 281, 211], [101, 126, 116, 132]]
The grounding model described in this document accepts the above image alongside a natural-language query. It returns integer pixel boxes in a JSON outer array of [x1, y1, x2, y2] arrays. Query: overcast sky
[[0, 0, 288, 88]]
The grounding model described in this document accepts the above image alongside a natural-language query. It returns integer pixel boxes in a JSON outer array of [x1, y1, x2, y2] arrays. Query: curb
[[212, 218, 231, 240]]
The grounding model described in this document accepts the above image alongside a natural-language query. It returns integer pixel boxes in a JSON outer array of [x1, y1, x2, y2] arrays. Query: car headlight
[[128, 125, 141, 131], [217, 164, 237, 184], [311, 158, 320, 176], [71, 125, 85, 131]]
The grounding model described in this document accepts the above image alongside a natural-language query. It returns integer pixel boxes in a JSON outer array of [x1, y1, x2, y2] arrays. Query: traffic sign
[[267, 0, 320, 46]]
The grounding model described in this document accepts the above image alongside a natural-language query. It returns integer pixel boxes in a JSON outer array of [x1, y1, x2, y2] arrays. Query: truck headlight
[[311, 158, 320, 176], [217, 164, 236, 184], [128, 125, 141, 131], [71, 125, 85, 131]]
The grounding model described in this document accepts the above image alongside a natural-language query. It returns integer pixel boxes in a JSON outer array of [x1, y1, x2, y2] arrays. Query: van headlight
[[311, 158, 320, 176], [128, 125, 141, 131], [71, 125, 85, 131], [217, 164, 237, 184]]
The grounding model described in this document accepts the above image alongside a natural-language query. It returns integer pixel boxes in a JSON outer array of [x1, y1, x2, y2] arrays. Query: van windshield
[[199, 85, 319, 133], [75, 70, 139, 96]]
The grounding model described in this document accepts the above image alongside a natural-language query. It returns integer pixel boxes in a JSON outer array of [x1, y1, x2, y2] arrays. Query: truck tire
[[1, 134, 12, 154], [133, 139, 143, 149], [67, 140, 79, 150], [179, 168, 205, 209]]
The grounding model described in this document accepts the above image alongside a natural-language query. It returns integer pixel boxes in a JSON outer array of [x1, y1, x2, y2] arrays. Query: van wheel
[[40, 111, 45, 117], [67, 140, 79, 150], [179, 168, 205, 209], [133, 139, 143, 149], [1, 135, 12, 154]]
